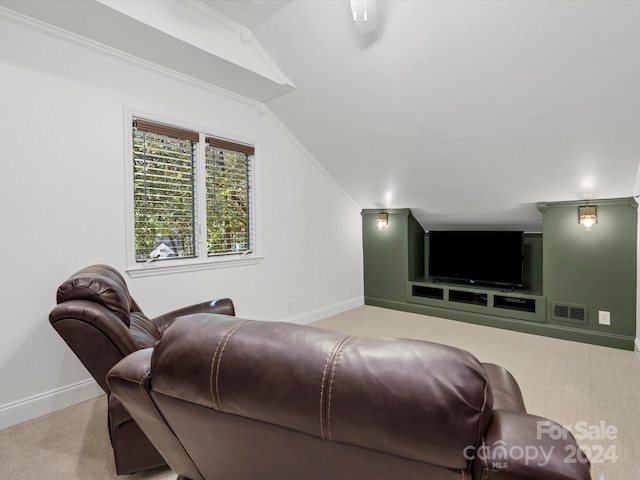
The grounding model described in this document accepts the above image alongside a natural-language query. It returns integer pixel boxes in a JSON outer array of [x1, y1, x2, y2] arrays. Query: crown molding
[[0, 3, 352, 211], [539, 197, 637, 211], [0, 0, 294, 102]]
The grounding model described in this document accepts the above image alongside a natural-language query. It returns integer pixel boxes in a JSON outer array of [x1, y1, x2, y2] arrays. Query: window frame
[[124, 109, 262, 277]]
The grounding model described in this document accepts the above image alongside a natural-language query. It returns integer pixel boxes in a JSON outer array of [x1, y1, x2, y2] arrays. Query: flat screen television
[[428, 230, 524, 288]]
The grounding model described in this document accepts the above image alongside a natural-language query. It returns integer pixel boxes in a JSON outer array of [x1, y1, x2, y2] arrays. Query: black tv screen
[[428, 231, 524, 287]]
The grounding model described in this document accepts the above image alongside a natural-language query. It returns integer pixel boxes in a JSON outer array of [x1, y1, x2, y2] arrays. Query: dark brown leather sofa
[[107, 313, 592, 480], [49, 265, 235, 474]]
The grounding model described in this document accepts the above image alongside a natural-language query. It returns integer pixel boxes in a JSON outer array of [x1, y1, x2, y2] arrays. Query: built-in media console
[[407, 279, 545, 323]]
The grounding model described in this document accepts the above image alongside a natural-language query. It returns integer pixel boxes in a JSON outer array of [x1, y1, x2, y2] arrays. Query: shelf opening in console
[[412, 285, 444, 300], [494, 295, 536, 313], [448, 290, 488, 306]]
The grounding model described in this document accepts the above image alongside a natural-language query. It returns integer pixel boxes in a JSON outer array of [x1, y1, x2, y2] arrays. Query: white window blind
[[130, 118, 255, 266], [206, 137, 254, 256], [132, 120, 197, 262]]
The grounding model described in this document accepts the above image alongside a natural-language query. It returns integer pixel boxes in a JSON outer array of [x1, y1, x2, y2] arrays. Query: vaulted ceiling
[[3, 0, 640, 231]]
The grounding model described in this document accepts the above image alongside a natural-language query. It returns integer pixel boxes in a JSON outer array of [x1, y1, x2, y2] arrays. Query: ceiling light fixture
[[350, 0, 377, 33], [352, 0, 367, 22]]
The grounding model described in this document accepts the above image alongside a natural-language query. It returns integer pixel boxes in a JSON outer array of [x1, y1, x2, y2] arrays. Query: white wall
[[0, 17, 363, 428]]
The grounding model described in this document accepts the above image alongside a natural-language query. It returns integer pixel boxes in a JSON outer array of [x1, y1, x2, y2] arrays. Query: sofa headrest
[[152, 314, 493, 469], [56, 264, 132, 327]]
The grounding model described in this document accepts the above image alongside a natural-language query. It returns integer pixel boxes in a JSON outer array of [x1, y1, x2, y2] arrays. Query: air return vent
[[551, 302, 588, 324]]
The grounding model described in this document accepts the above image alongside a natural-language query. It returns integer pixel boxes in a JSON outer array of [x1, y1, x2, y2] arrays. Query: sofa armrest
[[472, 409, 591, 480], [151, 297, 235, 333], [482, 363, 526, 412], [107, 349, 204, 480]]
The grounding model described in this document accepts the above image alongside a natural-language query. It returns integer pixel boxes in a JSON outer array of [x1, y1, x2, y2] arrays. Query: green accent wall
[[362, 199, 638, 350], [362, 209, 424, 302], [542, 198, 637, 340]]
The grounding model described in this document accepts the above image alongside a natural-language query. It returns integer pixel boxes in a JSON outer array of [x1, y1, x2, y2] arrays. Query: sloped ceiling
[[249, 0, 640, 231], [2, 0, 640, 232]]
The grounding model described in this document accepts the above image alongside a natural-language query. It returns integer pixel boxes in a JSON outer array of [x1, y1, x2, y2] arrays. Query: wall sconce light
[[377, 212, 389, 229], [578, 205, 597, 228]]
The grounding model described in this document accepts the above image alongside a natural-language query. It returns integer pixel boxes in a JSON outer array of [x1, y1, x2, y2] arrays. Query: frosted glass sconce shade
[[578, 205, 597, 228]]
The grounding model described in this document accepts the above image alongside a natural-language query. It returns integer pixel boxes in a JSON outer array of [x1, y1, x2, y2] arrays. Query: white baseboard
[[635, 337, 640, 359], [0, 378, 104, 430], [0, 298, 364, 430], [284, 296, 364, 325]]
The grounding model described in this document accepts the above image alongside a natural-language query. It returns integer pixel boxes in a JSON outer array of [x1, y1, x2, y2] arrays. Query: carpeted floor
[[1, 306, 638, 479], [0, 394, 174, 480]]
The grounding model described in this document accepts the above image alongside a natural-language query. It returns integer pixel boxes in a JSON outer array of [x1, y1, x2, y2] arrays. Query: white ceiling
[[248, 0, 640, 231], [3, 0, 640, 232]]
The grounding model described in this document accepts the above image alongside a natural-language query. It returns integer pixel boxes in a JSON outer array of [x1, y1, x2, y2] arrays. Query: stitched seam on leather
[[327, 336, 351, 441], [319, 339, 343, 440], [139, 371, 163, 422], [209, 320, 251, 410], [470, 378, 492, 451], [214, 320, 253, 411], [492, 389, 521, 406], [481, 437, 490, 479]]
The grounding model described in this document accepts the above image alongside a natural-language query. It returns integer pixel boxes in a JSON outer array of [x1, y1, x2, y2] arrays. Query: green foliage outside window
[[206, 147, 249, 255], [133, 130, 195, 261], [132, 122, 251, 262]]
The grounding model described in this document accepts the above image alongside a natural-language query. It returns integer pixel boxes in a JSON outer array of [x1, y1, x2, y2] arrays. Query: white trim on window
[[123, 107, 262, 277]]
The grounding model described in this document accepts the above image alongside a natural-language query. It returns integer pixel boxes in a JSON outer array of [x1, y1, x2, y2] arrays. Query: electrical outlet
[[598, 311, 611, 325], [347, 285, 353, 297], [286, 300, 293, 312]]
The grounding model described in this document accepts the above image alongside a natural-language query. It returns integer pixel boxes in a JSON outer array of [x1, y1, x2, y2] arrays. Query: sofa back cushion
[[151, 314, 493, 469], [56, 264, 132, 327]]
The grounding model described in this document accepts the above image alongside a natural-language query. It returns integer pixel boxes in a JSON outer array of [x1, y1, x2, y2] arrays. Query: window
[[129, 117, 257, 273], [205, 137, 253, 256]]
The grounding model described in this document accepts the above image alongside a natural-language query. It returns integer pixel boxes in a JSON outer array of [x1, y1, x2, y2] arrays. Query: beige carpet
[[1, 306, 638, 479]]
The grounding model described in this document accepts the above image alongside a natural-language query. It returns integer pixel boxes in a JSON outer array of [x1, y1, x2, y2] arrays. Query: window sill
[[126, 255, 263, 278]]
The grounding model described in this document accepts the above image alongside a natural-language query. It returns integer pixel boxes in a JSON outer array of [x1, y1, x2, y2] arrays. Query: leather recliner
[[107, 314, 592, 480], [49, 265, 235, 474]]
